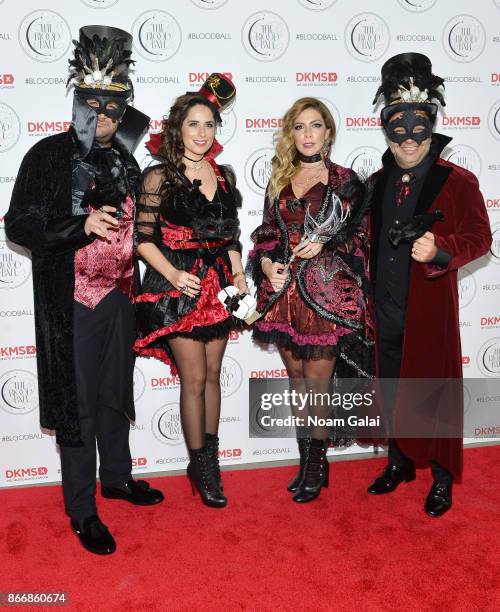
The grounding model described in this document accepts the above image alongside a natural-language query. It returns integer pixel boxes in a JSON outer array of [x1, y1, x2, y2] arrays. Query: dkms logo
[[80, 0, 120, 7], [344, 13, 390, 63], [443, 144, 481, 177], [0, 241, 32, 290], [190, 0, 229, 9], [488, 100, 500, 142], [241, 11, 290, 62], [132, 10, 182, 62], [443, 15, 486, 63], [345, 146, 382, 178], [0, 370, 38, 415], [397, 0, 437, 12], [151, 403, 184, 446], [297, 0, 338, 10], [218, 107, 237, 146], [0, 103, 21, 153], [457, 267, 477, 310], [245, 148, 274, 195], [18, 10, 71, 63]]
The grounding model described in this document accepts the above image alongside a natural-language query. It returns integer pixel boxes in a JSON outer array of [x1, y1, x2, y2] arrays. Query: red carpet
[[1, 446, 499, 611]]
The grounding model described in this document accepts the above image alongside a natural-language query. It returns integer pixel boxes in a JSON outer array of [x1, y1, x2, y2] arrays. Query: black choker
[[183, 153, 204, 163], [298, 152, 322, 163]]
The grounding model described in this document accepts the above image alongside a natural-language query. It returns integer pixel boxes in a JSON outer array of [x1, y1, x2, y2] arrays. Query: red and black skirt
[[134, 234, 237, 374]]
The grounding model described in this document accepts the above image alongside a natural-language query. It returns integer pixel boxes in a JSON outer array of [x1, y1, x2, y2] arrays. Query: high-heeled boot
[[287, 437, 310, 492], [292, 438, 329, 503], [187, 446, 227, 508], [205, 433, 223, 491]]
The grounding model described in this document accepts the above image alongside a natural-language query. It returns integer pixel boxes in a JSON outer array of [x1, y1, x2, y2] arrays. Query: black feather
[[373, 53, 445, 107], [67, 30, 135, 89]]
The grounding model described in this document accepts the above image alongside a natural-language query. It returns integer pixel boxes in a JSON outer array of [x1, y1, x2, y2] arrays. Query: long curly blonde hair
[[268, 97, 336, 202]]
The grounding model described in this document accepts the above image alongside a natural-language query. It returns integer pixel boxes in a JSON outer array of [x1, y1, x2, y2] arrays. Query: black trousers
[[60, 289, 134, 520], [375, 293, 452, 484]]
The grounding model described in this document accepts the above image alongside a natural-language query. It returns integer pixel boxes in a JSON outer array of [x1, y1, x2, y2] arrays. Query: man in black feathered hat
[[5, 25, 164, 555], [366, 53, 491, 517]]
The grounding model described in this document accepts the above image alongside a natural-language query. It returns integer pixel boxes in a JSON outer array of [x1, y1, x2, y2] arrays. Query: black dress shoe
[[425, 480, 452, 517], [101, 479, 164, 505], [70, 515, 116, 555], [367, 463, 416, 494]]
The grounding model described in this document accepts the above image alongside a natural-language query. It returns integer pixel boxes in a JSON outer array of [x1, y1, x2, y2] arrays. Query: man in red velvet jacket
[[366, 53, 491, 517]]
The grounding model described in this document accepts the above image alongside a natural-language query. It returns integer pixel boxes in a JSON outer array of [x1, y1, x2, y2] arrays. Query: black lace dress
[[133, 160, 242, 374]]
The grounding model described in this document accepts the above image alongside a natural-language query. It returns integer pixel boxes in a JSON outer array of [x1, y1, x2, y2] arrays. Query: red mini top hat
[[145, 72, 235, 159], [198, 73, 236, 111]]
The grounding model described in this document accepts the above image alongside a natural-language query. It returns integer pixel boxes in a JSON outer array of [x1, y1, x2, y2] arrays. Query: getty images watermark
[[259, 387, 377, 429], [248, 378, 500, 440], [249, 378, 381, 439]]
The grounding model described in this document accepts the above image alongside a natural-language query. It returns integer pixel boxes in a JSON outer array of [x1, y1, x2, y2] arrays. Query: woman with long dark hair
[[134, 75, 245, 507], [248, 97, 373, 503]]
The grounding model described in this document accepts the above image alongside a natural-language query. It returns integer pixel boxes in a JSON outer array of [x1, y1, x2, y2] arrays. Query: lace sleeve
[[136, 167, 164, 245], [219, 164, 243, 253], [246, 188, 282, 286]]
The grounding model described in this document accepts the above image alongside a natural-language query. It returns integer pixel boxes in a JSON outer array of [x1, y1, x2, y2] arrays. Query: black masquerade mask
[[76, 91, 128, 121], [68, 25, 149, 160], [384, 109, 432, 145], [68, 25, 150, 216], [374, 53, 445, 147], [71, 92, 128, 159]]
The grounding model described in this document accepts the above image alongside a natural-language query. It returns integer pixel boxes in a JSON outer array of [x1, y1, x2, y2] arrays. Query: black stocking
[[168, 337, 207, 450], [204, 337, 228, 435], [278, 347, 307, 438], [303, 357, 337, 440]]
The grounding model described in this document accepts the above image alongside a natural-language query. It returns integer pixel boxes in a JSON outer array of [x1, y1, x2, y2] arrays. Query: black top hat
[[373, 52, 445, 107], [68, 25, 134, 96]]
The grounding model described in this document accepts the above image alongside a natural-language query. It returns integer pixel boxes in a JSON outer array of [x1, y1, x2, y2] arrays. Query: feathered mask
[[67, 26, 150, 161], [68, 25, 134, 96]]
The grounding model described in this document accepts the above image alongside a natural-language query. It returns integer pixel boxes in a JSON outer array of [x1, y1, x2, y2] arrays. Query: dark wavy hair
[[158, 93, 222, 186]]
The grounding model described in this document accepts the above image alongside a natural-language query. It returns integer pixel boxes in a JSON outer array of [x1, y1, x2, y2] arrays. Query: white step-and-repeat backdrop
[[1, 0, 499, 487]]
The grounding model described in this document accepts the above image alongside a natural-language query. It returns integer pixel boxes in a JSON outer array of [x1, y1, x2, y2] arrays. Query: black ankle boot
[[187, 446, 227, 508], [205, 433, 223, 491], [292, 438, 329, 503], [287, 437, 310, 493]]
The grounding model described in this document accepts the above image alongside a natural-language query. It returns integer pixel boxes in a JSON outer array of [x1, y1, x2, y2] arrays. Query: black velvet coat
[[5, 129, 139, 447]]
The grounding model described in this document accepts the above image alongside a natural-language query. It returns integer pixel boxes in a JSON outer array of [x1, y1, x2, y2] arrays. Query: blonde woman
[[248, 97, 373, 503]]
